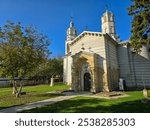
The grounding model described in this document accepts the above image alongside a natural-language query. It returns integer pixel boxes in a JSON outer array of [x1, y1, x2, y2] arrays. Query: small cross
[[89, 47, 91, 51], [70, 16, 73, 22], [105, 4, 109, 11], [81, 43, 85, 50]]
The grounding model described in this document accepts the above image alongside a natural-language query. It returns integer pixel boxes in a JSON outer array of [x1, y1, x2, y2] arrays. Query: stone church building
[[63, 10, 150, 92]]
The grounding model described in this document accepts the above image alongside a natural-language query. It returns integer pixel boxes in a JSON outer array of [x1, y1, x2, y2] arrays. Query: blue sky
[[0, 0, 132, 57]]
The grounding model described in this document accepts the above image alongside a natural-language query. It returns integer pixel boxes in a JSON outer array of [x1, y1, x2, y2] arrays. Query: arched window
[[109, 14, 113, 21], [110, 26, 113, 34], [104, 16, 107, 22], [67, 44, 70, 54]]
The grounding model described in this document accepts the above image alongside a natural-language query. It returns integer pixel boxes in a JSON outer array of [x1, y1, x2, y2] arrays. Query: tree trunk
[[143, 88, 148, 98], [12, 80, 18, 95], [50, 76, 54, 86], [16, 80, 23, 98]]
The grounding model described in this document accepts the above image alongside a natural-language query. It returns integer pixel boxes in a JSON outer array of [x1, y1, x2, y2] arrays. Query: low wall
[[0, 78, 63, 88], [0, 78, 47, 88], [0, 80, 10, 88]]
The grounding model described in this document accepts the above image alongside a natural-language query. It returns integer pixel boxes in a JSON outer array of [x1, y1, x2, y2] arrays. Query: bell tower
[[64, 20, 77, 86], [101, 10, 119, 41], [66, 21, 77, 42], [65, 20, 77, 54]]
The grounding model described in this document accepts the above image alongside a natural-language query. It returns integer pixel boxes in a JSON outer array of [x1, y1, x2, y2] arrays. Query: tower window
[[110, 26, 114, 34], [110, 27, 112, 34], [104, 16, 107, 22], [110, 16, 113, 21], [67, 44, 70, 53]]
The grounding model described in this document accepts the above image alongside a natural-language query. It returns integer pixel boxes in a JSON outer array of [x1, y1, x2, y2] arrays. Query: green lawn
[[0, 83, 70, 110], [23, 90, 150, 113]]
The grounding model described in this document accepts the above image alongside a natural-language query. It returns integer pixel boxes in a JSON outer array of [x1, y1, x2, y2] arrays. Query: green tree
[[0, 21, 50, 97], [128, 0, 150, 52], [49, 57, 63, 78], [30, 57, 63, 85]]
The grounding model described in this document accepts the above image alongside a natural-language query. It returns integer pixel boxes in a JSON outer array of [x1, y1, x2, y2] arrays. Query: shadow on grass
[[36, 93, 65, 98], [23, 97, 150, 113]]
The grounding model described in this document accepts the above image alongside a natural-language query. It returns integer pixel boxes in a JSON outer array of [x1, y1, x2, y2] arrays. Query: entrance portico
[[71, 51, 99, 93]]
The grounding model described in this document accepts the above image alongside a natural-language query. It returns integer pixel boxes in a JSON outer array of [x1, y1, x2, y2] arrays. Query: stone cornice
[[118, 40, 130, 46], [103, 33, 118, 46], [71, 50, 95, 58], [70, 31, 103, 45]]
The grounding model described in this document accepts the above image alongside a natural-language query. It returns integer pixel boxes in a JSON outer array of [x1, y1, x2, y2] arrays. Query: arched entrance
[[84, 73, 91, 91]]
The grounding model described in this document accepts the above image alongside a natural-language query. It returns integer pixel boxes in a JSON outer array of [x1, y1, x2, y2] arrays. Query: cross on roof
[[105, 4, 109, 10], [70, 16, 73, 22], [81, 43, 85, 50]]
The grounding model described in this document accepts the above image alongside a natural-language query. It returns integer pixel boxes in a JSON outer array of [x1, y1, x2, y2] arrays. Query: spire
[[70, 16, 74, 27], [105, 4, 109, 11], [70, 21, 74, 27], [66, 18, 77, 41]]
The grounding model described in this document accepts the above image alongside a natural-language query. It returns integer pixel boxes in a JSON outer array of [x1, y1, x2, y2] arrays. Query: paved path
[[0, 91, 128, 113], [0, 95, 76, 113]]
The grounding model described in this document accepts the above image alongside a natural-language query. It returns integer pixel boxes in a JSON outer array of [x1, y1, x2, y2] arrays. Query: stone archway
[[84, 73, 91, 91], [71, 51, 111, 93], [71, 51, 98, 93]]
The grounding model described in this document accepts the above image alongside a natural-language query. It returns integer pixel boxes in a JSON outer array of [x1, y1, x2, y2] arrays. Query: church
[[63, 10, 150, 92]]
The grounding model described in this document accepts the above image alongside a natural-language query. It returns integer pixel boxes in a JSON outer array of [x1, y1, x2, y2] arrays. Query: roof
[[70, 31, 103, 45], [102, 10, 114, 16], [119, 40, 130, 45], [69, 31, 118, 46]]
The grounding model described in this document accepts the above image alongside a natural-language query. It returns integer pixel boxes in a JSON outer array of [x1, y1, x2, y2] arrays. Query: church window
[[109, 14, 113, 21], [110, 26, 113, 34], [109, 16, 112, 21], [104, 16, 107, 22], [67, 44, 70, 53]]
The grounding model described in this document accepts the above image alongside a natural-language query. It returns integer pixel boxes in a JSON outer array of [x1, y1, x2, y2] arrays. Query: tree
[[48, 57, 63, 78], [128, 0, 150, 53], [0, 21, 50, 97], [30, 57, 63, 86]]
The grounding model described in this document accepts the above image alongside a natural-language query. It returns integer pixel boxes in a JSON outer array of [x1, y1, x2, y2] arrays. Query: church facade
[[63, 10, 150, 92]]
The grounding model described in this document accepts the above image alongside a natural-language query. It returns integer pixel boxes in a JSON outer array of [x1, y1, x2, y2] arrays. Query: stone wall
[[0, 79, 10, 87], [104, 35, 119, 91], [63, 55, 72, 85], [118, 43, 150, 89], [71, 32, 106, 59]]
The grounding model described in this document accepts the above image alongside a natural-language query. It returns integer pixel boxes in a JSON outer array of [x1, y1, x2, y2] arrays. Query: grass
[[23, 90, 150, 113], [0, 83, 70, 110]]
